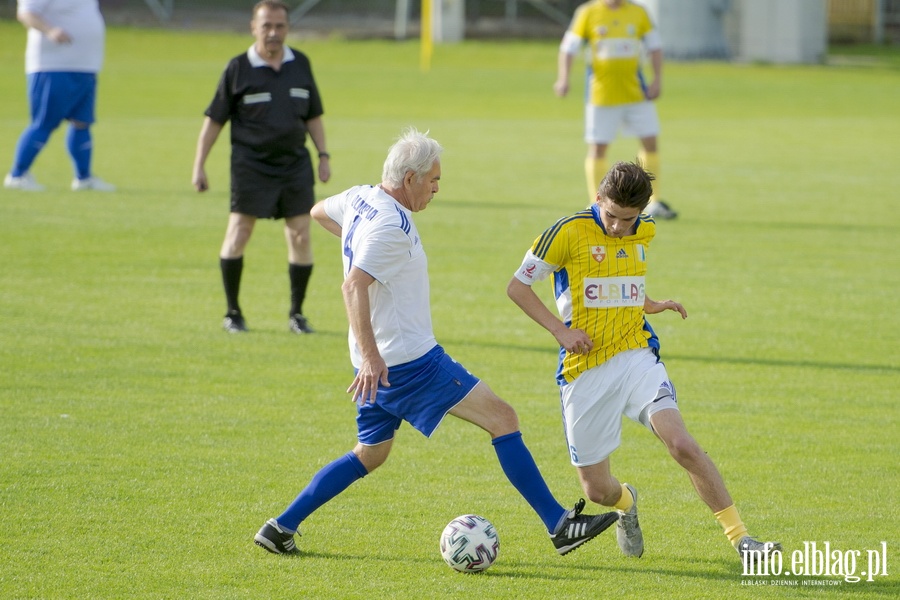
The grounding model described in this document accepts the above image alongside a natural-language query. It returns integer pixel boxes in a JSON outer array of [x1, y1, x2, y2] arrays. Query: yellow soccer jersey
[[515, 205, 658, 384], [565, 0, 657, 106]]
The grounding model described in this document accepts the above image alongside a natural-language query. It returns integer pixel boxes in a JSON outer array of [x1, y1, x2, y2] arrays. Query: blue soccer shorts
[[356, 345, 480, 445], [28, 71, 97, 128]]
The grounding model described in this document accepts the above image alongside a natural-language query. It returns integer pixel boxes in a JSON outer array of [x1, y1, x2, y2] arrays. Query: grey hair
[[382, 127, 443, 187]]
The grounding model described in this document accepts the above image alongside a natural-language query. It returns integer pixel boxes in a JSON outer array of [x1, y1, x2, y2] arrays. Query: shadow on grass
[[274, 549, 734, 583], [687, 216, 900, 236], [221, 327, 345, 338], [662, 352, 898, 375], [274, 549, 900, 594], [441, 337, 899, 374], [480, 555, 739, 583]]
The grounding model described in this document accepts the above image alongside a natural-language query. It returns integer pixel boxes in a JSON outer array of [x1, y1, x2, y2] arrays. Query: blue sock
[[492, 431, 567, 533], [66, 125, 92, 180], [10, 124, 52, 177], [276, 452, 368, 532]]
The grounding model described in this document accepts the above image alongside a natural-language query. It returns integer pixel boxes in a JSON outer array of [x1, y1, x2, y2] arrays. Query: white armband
[[513, 250, 556, 285], [559, 31, 583, 56], [643, 30, 662, 52]]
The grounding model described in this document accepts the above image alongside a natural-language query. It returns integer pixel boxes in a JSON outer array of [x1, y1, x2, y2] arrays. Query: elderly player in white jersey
[[253, 128, 618, 557]]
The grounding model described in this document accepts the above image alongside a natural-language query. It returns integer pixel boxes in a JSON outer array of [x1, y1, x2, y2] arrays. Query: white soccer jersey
[[322, 185, 436, 368], [19, 0, 106, 74]]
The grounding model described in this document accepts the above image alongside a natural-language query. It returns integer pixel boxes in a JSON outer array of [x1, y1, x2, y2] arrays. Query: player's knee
[[293, 235, 311, 254], [286, 232, 311, 258], [478, 399, 519, 438], [222, 239, 248, 257], [354, 445, 389, 473], [227, 225, 253, 250], [666, 433, 703, 465], [492, 400, 520, 435], [362, 456, 387, 473]]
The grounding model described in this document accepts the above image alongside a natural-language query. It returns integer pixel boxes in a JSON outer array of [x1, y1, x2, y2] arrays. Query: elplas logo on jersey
[[583, 276, 645, 308]]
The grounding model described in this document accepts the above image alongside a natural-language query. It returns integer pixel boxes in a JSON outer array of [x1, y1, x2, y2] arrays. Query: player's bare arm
[[192, 117, 224, 192], [507, 277, 593, 355], [306, 116, 331, 184], [645, 48, 663, 100], [644, 294, 687, 319], [342, 267, 390, 405], [554, 51, 574, 97], [310, 201, 341, 237], [17, 11, 71, 44]]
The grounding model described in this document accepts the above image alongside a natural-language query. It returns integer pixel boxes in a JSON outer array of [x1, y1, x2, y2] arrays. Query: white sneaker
[[4, 172, 45, 191], [616, 483, 644, 557], [72, 176, 116, 192]]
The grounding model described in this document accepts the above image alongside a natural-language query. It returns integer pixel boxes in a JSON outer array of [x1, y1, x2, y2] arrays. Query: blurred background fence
[[1, 0, 898, 47]]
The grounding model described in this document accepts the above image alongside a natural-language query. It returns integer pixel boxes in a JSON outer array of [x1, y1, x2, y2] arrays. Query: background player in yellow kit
[[555, 0, 676, 219], [507, 161, 780, 566]]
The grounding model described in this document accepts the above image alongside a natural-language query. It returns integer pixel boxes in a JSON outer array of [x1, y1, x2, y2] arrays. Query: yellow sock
[[585, 157, 608, 202], [638, 150, 661, 202], [715, 505, 749, 548], [613, 483, 634, 512]]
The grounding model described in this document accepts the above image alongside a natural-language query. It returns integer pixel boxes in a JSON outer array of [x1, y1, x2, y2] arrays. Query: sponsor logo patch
[[583, 276, 645, 307]]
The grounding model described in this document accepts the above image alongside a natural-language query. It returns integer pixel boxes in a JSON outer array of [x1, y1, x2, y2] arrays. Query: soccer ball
[[439, 514, 500, 573]]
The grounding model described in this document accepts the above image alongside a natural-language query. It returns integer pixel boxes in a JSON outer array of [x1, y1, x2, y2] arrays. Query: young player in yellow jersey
[[507, 161, 780, 566], [555, 0, 676, 219]]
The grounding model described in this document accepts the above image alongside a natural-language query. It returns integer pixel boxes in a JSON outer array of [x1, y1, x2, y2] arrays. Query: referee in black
[[192, 0, 330, 334]]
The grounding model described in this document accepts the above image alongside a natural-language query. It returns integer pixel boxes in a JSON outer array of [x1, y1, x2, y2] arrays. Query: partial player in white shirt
[[5, 0, 114, 192]]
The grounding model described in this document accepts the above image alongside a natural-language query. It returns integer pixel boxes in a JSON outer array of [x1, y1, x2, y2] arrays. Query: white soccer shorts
[[584, 101, 660, 144], [559, 347, 677, 466]]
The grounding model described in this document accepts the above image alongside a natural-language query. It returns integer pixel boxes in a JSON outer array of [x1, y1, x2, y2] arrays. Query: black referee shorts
[[230, 161, 315, 219]]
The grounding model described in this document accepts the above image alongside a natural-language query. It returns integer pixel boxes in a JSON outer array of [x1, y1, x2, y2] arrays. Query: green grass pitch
[[0, 20, 898, 599]]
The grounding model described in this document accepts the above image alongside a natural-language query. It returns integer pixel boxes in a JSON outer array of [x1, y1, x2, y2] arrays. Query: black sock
[[289, 263, 313, 316], [221, 256, 243, 314]]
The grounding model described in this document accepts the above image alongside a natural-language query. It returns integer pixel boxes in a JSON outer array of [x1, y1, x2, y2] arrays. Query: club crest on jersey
[[590, 246, 607, 263]]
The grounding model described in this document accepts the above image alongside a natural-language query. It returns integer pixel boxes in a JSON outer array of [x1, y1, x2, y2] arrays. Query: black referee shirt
[[205, 46, 324, 178]]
